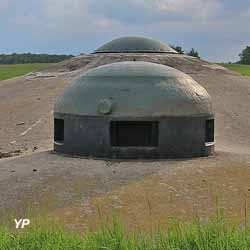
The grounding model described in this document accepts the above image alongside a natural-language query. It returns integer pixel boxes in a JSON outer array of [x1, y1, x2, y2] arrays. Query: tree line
[[0, 53, 74, 64], [172, 45, 250, 65]]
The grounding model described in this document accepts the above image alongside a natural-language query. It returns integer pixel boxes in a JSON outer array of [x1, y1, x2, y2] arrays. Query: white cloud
[[96, 18, 114, 29], [245, 8, 250, 18], [1, 0, 249, 61], [27, 0, 223, 31], [151, 0, 222, 20], [42, 0, 88, 20], [0, 0, 10, 12]]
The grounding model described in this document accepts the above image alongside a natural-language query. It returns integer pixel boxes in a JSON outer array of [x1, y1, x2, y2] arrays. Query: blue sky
[[0, 0, 249, 62]]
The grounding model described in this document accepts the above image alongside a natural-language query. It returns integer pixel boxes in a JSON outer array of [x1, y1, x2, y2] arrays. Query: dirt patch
[[50, 152, 250, 231], [1, 151, 250, 232]]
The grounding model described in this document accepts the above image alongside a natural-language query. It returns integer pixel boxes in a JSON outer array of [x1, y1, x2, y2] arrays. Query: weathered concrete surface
[[54, 115, 213, 159], [0, 54, 250, 230], [0, 76, 69, 156]]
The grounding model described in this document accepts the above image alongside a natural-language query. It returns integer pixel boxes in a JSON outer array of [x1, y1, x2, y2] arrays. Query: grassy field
[[221, 63, 250, 76], [0, 63, 52, 81], [1, 216, 250, 250]]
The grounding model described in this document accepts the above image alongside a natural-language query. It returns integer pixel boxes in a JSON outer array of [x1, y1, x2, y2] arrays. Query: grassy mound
[[1, 217, 250, 250], [0, 63, 51, 81]]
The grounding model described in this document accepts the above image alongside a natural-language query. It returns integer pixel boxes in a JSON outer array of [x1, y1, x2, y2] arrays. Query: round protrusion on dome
[[98, 99, 113, 115]]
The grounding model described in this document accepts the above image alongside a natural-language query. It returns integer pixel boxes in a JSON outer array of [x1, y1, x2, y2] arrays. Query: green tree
[[239, 46, 250, 65], [187, 48, 200, 58]]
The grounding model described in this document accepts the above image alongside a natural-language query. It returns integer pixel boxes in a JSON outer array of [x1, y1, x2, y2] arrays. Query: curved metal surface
[[55, 62, 213, 117], [94, 36, 177, 54]]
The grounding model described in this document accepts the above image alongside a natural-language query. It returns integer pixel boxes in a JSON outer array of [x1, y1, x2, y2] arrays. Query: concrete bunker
[[94, 36, 178, 54], [54, 61, 214, 159]]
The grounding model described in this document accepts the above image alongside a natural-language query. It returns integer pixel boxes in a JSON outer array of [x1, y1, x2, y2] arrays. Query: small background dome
[[94, 36, 178, 54]]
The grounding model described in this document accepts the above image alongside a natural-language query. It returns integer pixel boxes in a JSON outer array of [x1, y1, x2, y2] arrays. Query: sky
[[0, 0, 249, 62]]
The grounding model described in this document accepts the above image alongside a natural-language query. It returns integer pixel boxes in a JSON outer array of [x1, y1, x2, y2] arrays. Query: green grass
[[1, 216, 250, 250], [220, 63, 250, 76], [0, 63, 52, 81]]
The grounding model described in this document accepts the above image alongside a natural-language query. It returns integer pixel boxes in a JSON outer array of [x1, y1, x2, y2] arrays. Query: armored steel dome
[[94, 36, 177, 54], [54, 62, 215, 159]]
